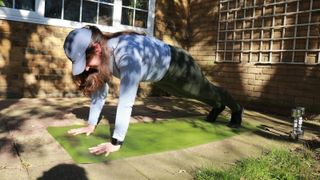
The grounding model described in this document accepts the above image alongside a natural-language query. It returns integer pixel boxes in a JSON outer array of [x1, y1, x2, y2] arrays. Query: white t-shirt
[[88, 34, 171, 141]]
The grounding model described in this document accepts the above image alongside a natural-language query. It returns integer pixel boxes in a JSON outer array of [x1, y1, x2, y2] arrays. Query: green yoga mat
[[47, 117, 252, 164]]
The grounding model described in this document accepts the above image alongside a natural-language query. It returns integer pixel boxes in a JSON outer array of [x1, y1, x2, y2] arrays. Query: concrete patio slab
[[0, 97, 319, 180], [80, 160, 149, 180], [125, 151, 197, 180], [0, 168, 29, 180], [28, 160, 75, 180], [0, 125, 23, 169]]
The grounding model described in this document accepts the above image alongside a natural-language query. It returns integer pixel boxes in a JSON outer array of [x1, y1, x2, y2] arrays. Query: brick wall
[[0, 0, 319, 115], [189, 0, 320, 114], [138, 0, 190, 96], [0, 0, 188, 99], [154, 0, 189, 49], [0, 20, 79, 98]]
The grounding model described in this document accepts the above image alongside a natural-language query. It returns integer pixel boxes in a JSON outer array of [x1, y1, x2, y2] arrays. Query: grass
[[195, 148, 319, 180], [47, 116, 254, 164]]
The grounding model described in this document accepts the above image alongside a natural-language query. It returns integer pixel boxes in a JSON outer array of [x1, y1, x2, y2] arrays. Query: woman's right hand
[[68, 124, 96, 136]]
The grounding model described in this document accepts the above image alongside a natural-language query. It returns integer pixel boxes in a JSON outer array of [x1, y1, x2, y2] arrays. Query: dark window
[[15, 0, 35, 11], [64, 0, 81, 21], [0, 0, 35, 11], [99, 4, 113, 26], [44, 0, 62, 19], [121, 0, 149, 28], [135, 10, 147, 28], [42, 0, 114, 26], [123, 0, 134, 7], [121, 8, 134, 26], [136, 0, 148, 10], [0, 0, 13, 8], [82, 0, 98, 24]]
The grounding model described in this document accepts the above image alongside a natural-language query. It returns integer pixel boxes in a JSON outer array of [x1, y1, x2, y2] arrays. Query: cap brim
[[72, 53, 86, 76]]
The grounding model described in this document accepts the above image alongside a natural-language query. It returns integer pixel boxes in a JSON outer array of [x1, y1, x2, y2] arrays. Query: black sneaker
[[227, 106, 243, 128], [206, 105, 225, 122]]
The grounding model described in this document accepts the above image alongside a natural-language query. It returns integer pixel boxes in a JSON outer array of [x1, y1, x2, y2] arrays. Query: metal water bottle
[[291, 109, 299, 136], [297, 107, 305, 135]]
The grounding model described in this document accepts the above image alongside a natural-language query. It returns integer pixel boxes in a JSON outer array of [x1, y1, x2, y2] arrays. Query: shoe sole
[[228, 106, 244, 128], [227, 123, 241, 128]]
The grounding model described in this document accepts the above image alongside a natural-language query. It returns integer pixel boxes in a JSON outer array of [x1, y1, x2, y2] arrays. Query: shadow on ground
[[71, 97, 211, 123], [0, 97, 319, 165], [37, 163, 89, 180], [245, 110, 320, 137], [0, 97, 210, 157]]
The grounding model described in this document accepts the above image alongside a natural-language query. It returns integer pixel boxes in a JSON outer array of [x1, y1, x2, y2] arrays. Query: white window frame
[[0, 0, 156, 35]]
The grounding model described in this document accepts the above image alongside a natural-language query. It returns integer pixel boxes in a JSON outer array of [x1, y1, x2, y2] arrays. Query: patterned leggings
[[155, 45, 240, 112]]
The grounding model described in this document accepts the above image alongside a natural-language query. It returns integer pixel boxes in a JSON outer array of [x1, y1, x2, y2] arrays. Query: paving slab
[[80, 160, 149, 180], [0, 121, 28, 179], [28, 160, 75, 180], [185, 132, 289, 168], [14, 130, 73, 169], [0, 137, 22, 168], [0, 168, 29, 180], [123, 131, 290, 180], [0, 97, 319, 180], [0, 135, 24, 169], [125, 150, 198, 180]]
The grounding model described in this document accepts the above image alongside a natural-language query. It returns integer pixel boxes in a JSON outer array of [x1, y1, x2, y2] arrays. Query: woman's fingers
[[68, 128, 80, 135], [89, 143, 107, 151], [67, 128, 77, 134], [89, 142, 120, 156], [68, 125, 95, 136], [89, 150, 107, 155], [73, 130, 85, 135], [68, 128, 84, 135], [89, 145, 107, 155]]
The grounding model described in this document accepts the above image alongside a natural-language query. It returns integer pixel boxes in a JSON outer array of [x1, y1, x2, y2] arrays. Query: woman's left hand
[[89, 142, 121, 156]]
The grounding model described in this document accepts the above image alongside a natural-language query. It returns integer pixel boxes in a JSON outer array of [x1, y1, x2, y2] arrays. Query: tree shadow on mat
[[37, 163, 88, 180]]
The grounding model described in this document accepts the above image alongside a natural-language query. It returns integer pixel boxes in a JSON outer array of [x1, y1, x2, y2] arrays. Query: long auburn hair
[[73, 25, 145, 96]]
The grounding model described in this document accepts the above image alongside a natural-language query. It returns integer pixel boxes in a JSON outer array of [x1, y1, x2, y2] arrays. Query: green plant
[[195, 148, 319, 180]]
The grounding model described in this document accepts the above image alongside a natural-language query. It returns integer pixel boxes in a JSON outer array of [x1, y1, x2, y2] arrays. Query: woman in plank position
[[63, 26, 243, 155]]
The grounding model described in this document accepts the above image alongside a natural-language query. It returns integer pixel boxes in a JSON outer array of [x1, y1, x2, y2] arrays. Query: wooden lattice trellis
[[216, 0, 320, 64]]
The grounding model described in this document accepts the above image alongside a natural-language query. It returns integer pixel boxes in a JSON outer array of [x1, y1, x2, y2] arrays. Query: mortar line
[[124, 159, 154, 180], [5, 122, 31, 179]]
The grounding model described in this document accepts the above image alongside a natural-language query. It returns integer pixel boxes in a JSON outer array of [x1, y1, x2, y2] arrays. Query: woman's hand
[[89, 142, 121, 156], [67, 124, 96, 136]]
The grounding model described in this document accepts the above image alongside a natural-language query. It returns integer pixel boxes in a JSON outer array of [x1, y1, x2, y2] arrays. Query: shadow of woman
[[37, 163, 88, 180]]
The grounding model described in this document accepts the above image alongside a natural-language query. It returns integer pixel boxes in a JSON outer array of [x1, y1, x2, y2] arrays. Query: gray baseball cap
[[63, 27, 92, 75]]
